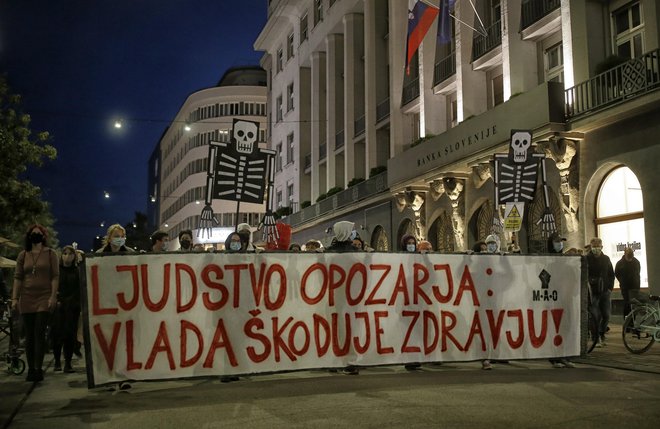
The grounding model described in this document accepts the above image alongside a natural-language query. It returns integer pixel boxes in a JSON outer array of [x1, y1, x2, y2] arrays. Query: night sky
[[0, 1, 266, 249]]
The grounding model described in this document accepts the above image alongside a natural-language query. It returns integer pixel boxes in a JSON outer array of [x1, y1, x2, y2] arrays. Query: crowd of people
[[6, 219, 641, 383]]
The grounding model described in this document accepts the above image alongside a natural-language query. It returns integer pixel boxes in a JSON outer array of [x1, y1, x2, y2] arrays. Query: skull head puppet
[[232, 119, 259, 154], [508, 130, 532, 163]]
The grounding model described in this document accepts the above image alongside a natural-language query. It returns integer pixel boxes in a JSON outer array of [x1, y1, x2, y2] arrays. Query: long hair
[[103, 223, 126, 247], [60, 245, 78, 267], [24, 224, 48, 251]]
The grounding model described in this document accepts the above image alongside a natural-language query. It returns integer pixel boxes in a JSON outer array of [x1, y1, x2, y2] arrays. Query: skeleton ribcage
[[497, 159, 538, 204], [213, 149, 268, 204]]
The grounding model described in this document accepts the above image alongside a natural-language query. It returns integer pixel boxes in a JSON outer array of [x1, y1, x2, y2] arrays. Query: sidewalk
[[572, 324, 660, 374]]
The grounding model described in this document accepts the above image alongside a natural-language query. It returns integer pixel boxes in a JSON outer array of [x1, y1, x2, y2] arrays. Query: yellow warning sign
[[504, 203, 524, 231]]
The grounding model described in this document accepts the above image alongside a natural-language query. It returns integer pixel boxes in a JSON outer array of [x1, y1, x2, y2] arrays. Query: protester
[[288, 243, 302, 252], [472, 241, 487, 253], [193, 243, 206, 252], [417, 240, 433, 253], [352, 236, 365, 251], [11, 224, 59, 382], [149, 230, 169, 252], [225, 232, 245, 253], [400, 234, 417, 253], [304, 239, 323, 252], [178, 229, 193, 252], [96, 224, 135, 253], [615, 247, 641, 318], [52, 245, 81, 373], [586, 237, 615, 347], [485, 234, 500, 253], [326, 221, 359, 374], [326, 221, 358, 254], [236, 223, 256, 252], [546, 233, 576, 368]]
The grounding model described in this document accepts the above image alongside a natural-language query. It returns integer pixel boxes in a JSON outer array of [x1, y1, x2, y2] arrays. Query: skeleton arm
[[198, 142, 222, 239], [535, 157, 557, 237]]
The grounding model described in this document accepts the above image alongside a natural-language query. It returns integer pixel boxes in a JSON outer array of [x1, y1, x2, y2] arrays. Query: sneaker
[[54, 362, 62, 372], [118, 381, 132, 390], [595, 340, 604, 348], [552, 361, 565, 368], [561, 359, 576, 368], [341, 366, 359, 375], [482, 360, 492, 370]]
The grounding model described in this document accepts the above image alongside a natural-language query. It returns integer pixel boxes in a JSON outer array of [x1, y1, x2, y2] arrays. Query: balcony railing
[[402, 77, 419, 106], [521, 0, 560, 30], [433, 51, 456, 86], [319, 142, 327, 161], [335, 129, 345, 149], [354, 114, 365, 137], [376, 97, 390, 122], [286, 171, 389, 227], [472, 20, 502, 61], [565, 49, 660, 118]]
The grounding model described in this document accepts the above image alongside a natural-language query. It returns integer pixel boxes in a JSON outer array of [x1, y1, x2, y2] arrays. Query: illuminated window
[[596, 166, 647, 289], [545, 42, 564, 83]]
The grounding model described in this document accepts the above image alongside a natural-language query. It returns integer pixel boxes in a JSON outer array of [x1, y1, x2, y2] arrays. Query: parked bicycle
[[1, 298, 26, 375], [622, 295, 660, 354]]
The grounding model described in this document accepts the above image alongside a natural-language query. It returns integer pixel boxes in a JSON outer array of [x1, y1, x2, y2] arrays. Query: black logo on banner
[[533, 269, 558, 302]]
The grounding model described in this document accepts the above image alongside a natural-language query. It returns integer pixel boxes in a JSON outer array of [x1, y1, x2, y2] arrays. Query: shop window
[[596, 166, 647, 289]]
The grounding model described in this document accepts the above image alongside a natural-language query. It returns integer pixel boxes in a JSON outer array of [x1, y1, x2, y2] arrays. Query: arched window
[[596, 166, 647, 289]]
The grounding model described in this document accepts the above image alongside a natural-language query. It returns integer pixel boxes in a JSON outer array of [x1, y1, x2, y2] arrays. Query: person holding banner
[[96, 224, 135, 254], [401, 234, 422, 371], [327, 221, 360, 375], [52, 245, 81, 373], [178, 229, 193, 252], [225, 232, 245, 253], [149, 230, 170, 252], [11, 224, 59, 382]]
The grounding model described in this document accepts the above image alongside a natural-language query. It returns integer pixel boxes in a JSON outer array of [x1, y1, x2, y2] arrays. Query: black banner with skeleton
[[198, 119, 275, 239], [492, 129, 556, 239]]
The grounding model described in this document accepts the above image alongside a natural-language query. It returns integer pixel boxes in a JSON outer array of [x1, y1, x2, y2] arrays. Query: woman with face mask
[[224, 232, 245, 253], [52, 245, 81, 373], [400, 234, 418, 253], [11, 224, 59, 382], [96, 224, 135, 254]]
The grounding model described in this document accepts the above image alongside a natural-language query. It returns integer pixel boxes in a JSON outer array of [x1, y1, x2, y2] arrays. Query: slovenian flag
[[437, 0, 456, 44], [406, 0, 439, 74]]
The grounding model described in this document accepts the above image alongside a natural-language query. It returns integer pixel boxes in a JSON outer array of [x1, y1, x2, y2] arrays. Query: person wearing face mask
[[236, 223, 256, 252], [485, 235, 500, 254], [178, 230, 193, 252], [400, 234, 418, 253], [11, 224, 59, 382], [96, 224, 135, 254], [615, 247, 641, 319], [52, 245, 81, 373], [149, 230, 170, 252], [224, 232, 245, 253], [586, 237, 614, 347]]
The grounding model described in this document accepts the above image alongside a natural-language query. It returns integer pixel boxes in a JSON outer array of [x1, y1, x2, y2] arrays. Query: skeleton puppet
[[198, 119, 275, 238], [492, 130, 556, 238]]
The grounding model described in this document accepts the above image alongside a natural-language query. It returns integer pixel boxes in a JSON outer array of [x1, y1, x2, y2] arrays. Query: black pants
[[52, 303, 80, 364], [22, 311, 49, 371]]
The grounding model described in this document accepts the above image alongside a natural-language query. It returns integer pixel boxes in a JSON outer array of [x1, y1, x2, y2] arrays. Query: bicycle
[[622, 295, 660, 354], [1, 299, 26, 375]]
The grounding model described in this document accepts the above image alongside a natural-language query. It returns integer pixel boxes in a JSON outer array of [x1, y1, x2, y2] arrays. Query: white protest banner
[[82, 252, 582, 387]]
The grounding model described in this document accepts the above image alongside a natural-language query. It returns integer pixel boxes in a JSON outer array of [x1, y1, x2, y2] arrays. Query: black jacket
[[615, 257, 641, 290]]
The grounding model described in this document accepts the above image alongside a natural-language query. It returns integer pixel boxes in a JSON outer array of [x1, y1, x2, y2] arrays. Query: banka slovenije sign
[[82, 253, 581, 387]]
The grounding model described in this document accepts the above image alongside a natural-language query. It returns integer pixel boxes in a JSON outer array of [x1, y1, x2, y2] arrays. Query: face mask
[[487, 243, 498, 253], [350, 230, 358, 240], [229, 242, 242, 251], [162, 242, 169, 252], [406, 244, 416, 252], [592, 248, 602, 256], [30, 232, 43, 244], [553, 242, 564, 252], [111, 237, 126, 248], [180, 239, 191, 250]]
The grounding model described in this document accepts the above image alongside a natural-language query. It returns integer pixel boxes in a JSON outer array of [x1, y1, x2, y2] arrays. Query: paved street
[[2, 325, 660, 429]]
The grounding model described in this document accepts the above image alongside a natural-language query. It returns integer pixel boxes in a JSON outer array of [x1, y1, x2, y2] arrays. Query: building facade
[[152, 66, 269, 247], [255, 0, 659, 297]]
